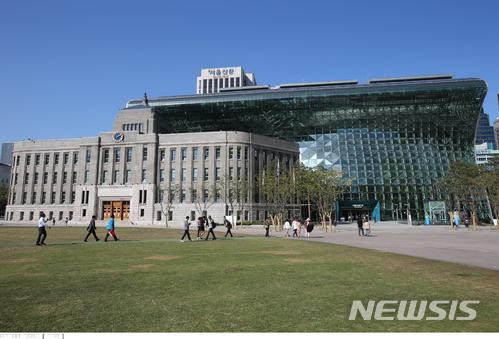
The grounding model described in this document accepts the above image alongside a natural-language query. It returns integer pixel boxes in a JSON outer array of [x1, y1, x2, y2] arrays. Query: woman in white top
[[292, 219, 299, 238], [36, 212, 48, 246], [283, 219, 291, 237]]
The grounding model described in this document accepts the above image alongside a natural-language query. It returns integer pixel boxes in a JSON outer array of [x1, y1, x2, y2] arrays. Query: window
[[73, 152, 78, 164], [63, 153, 69, 165], [204, 168, 209, 181], [51, 192, 56, 204], [41, 192, 46, 204], [43, 172, 48, 184], [113, 170, 119, 184], [114, 149, 121, 162], [35, 154, 40, 165], [181, 168, 186, 182], [72, 171, 77, 184], [236, 77, 240, 87], [84, 170, 89, 183], [58, 211, 63, 220], [181, 148, 187, 160], [26, 155, 31, 166], [170, 149, 176, 161], [215, 167, 220, 180], [103, 149, 109, 163], [192, 168, 198, 181], [143, 147, 148, 161], [180, 189, 186, 203], [45, 154, 50, 165], [168, 211, 173, 221], [71, 191, 75, 203], [63, 171, 67, 184], [12, 192, 16, 204], [126, 148, 132, 162], [24, 173, 29, 184], [204, 148, 209, 160], [53, 172, 58, 184], [82, 209, 87, 217], [85, 149, 91, 163], [229, 147, 234, 159], [237, 147, 241, 159], [215, 147, 221, 160], [191, 189, 197, 203], [61, 192, 66, 203], [141, 169, 146, 182], [229, 167, 234, 180], [125, 170, 131, 184], [192, 148, 198, 160], [160, 169, 165, 182], [160, 149, 165, 161], [170, 168, 176, 181], [54, 153, 59, 165], [230, 77, 234, 87], [34, 172, 38, 184], [14, 173, 18, 185], [31, 192, 36, 204], [102, 170, 108, 183], [20, 211, 24, 221], [157, 211, 162, 221]]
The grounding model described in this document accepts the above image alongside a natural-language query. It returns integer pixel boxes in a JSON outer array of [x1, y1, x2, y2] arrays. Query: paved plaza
[[236, 222, 499, 271]]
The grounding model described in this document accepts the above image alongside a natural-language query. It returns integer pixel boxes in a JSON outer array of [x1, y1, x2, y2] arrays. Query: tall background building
[[475, 110, 496, 149], [196, 66, 256, 94]]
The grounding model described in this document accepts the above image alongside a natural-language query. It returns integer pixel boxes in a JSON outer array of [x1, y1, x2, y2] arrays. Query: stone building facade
[[5, 131, 298, 226]]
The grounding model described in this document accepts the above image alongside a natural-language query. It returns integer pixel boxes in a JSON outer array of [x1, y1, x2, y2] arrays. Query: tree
[[313, 167, 350, 231], [158, 184, 180, 228], [437, 161, 487, 230], [192, 184, 217, 218], [258, 161, 295, 230], [480, 156, 499, 229], [295, 164, 318, 219]]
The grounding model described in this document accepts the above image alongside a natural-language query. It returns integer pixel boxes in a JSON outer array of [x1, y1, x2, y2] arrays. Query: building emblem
[[113, 132, 125, 143]]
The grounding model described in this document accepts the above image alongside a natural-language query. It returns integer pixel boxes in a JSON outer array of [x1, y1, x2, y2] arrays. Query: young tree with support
[[157, 184, 180, 228]]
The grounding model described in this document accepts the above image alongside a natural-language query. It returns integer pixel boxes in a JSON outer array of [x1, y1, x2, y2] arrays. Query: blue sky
[[0, 0, 498, 145]]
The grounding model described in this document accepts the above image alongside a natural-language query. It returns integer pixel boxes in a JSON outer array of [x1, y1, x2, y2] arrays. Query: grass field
[[0, 226, 498, 332]]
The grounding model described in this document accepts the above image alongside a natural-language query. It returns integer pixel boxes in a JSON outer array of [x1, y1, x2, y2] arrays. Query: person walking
[[363, 216, 371, 236], [205, 216, 216, 240], [292, 218, 299, 238], [36, 212, 48, 246], [104, 214, 119, 242], [84, 215, 99, 242], [264, 218, 271, 238], [283, 219, 291, 237], [180, 216, 192, 242], [305, 218, 314, 237], [224, 219, 233, 237], [196, 216, 205, 239], [357, 214, 364, 236]]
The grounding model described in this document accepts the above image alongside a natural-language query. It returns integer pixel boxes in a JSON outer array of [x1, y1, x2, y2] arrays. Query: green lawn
[[0, 226, 498, 332]]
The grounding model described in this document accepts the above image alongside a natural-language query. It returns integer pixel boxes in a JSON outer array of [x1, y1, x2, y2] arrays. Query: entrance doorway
[[102, 201, 130, 220]]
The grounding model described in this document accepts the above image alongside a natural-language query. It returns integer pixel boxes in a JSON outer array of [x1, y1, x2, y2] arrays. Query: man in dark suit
[[84, 215, 100, 242], [357, 214, 364, 237]]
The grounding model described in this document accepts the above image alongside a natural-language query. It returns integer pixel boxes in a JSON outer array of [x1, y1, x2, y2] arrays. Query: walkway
[[235, 222, 499, 271]]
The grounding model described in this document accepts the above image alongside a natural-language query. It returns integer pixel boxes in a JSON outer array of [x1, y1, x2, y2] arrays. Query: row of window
[[159, 166, 248, 182], [13, 151, 82, 168], [6, 210, 74, 222], [122, 123, 144, 132], [199, 76, 241, 94], [15, 171, 78, 185], [11, 191, 76, 205]]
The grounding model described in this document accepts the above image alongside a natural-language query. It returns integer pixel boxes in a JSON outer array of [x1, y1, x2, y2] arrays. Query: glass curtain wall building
[[124, 76, 487, 221]]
